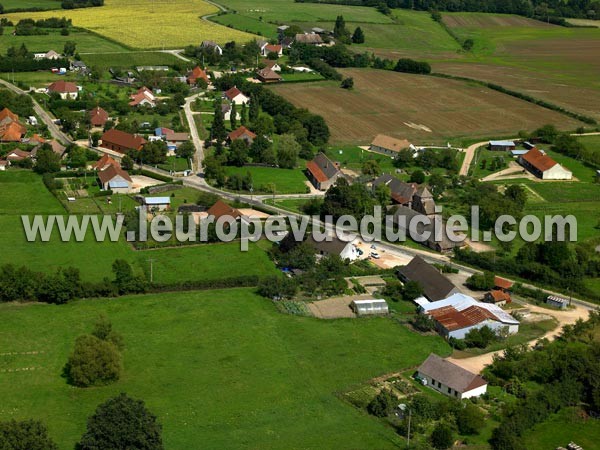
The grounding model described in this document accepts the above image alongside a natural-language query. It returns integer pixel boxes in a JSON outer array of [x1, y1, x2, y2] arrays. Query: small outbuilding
[[351, 299, 389, 316], [489, 140, 516, 151], [546, 295, 569, 309], [142, 197, 171, 211]]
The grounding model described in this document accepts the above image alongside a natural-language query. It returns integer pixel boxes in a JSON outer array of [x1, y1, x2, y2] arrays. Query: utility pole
[[407, 408, 412, 448], [148, 258, 155, 283]]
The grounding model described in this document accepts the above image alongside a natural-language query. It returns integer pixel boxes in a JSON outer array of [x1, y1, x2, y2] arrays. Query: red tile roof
[[521, 148, 557, 172], [97, 163, 132, 185], [207, 200, 242, 220], [488, 290, 511, 303], [188, 66, 210, 84], [47, 80, 78, 93], [93, 154, 120, 171], [494, 276, 513, 290], [0, 121, 26, 142], [101, 129, 146, 151], [89, 106, 109, 127], [429, 305, 496, 331], [0, 108, 18, 123], [224, 86, 244, 101], [228, 126, 256, 141], [306, 160, 328, 183], [264, 44, 282, 53]]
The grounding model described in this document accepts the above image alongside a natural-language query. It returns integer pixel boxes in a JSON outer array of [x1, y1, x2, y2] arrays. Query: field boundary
[[431, 72, 597, 125]]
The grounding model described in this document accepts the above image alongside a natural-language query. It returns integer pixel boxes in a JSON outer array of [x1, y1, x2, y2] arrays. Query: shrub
[[65, 334, 122, 387], [367, 389, 396, 418], [0, 419, 58, 450], [78, 393, 163, 450], [456, 403, 485, 435], [430, 423, 454, 449]]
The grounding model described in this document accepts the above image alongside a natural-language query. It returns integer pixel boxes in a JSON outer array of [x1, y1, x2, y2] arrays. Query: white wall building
[[417, 354, 488, 400]]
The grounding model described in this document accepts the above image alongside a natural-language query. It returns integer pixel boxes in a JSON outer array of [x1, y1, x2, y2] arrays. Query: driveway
[[446, 303, 591, 373]]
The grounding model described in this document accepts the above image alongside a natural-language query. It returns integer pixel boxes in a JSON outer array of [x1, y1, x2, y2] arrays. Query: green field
[[578, 134, 600, 155], [0, 28, 127, 54], [211, 13, 279, 39], [0, 171, 277, 282], [328, 145, 396, 173], [0, 288, 450, 449], [217, 0, 392, 23], [80, 51, 184, 68], [524, 407, 600, 450], [3, 0, 61, 10], [156, 155, 191, 172], [225, 165, 309, 194]]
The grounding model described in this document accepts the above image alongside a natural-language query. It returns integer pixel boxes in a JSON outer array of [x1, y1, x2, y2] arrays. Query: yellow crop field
[[6, 0, 257, 49]]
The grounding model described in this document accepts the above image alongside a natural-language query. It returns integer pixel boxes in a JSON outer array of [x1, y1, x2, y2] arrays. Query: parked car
[[370, 251, 380, 259]]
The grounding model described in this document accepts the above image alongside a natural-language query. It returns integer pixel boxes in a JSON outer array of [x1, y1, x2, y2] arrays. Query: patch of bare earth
[[269, 68, 583, 144]]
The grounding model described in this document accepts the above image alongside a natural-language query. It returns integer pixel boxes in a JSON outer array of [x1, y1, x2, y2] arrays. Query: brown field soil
[[433, 36, 600, 121], [269, 68, 583, 145], [442, 14, 554, 29]]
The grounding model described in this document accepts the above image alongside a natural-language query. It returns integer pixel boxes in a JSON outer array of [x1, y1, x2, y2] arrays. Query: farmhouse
[[221, 102, 239, 122], [0, 108, 19, 127], [351, 299, 389, 316], [398, 256, 461, 301], [295, 33, 324, 45], [70, 60, 87, 72], [416, 293, 520, 339], [307, 235, 358, 261], [47, 80, 79, 100], [0, 121, 26, 142], [417, 354, 488, 399], [92, 154, 120, 171], [30, 140, 66, 158], [263, 60, 282, 72], [201, 40, 223, 55], [373, 174, 417, 205], [207, 200, 244, 222], [306, 152, 344, 191], [165, 132, 189, 147], [262, 44, 283, 57], [97, 163, 132, 192], [100, 129, 146, 153], [187, 66, 210, 85], [256, 67, 282, 83], [34, 50, 60, 60], [89, 106, 109, 128], [223, 86, 249, 105], [228, 126, 256, 145], [489, 140, 516, 151], [369, 134, 412, 156], [519, 148, 572, 180], [6, 149, 32, 162], [390, 206, 464, 253], [484, 289, 511, 306], [142, 197, 171, 211], [129, 86, 156, 108]]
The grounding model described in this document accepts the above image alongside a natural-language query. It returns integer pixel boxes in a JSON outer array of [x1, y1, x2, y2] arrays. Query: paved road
[[182, 93, 206, 175]]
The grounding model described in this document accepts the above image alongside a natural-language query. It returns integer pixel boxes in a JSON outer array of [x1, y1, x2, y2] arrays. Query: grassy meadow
[[3, 0, 61, 10], [0, 171, 277, 282], [80, 51, 184, 69], [224, 165, 309, 194], [0, 28, 127, 54], [0, 288, 450, 449]]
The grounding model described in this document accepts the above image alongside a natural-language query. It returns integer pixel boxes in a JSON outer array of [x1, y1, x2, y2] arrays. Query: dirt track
[[446, 303, 591, 373]]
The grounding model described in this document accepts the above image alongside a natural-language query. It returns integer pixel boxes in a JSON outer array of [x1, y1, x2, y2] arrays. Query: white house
[[351, 299, 389, 316], [306, 235, 359, 261], [417, 354, 488, 400], [201, 40, 223, 55], [223, 86, 250, 105], [0, 159, 9, 171], [46, 80, 79, 100], [416, 293, 520, 339]]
